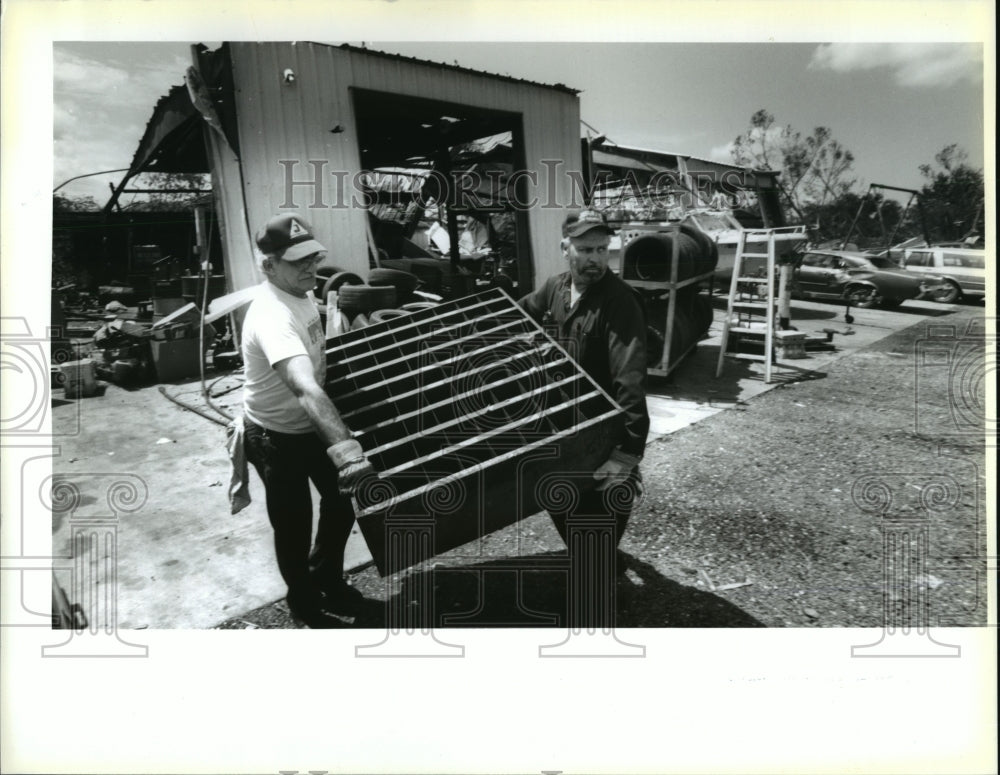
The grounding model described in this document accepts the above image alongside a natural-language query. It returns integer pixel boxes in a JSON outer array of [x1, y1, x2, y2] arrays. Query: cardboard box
[[150, 337, 203, 382], [60, 359, 98, 398]]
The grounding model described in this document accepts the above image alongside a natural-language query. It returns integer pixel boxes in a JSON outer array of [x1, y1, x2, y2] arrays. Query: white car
[[903, 246, 986, 303]]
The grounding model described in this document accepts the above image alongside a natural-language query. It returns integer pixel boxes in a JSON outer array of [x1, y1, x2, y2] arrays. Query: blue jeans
[[243, 418, 356, 599]]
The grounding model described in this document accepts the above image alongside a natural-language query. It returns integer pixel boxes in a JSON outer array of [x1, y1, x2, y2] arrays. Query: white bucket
[[61, 359, 97, 398]]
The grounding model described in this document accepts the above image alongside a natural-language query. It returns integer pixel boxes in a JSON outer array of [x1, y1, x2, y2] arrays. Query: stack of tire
[[645, 293, 714, 370], [625, 223, 718, 370], [315, 265, 433, 331], [622, 223, 718, 284]]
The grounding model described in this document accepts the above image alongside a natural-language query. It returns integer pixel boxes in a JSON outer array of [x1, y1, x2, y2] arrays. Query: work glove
[[593, 448, 641, 492], [328, 439, 377, 497]]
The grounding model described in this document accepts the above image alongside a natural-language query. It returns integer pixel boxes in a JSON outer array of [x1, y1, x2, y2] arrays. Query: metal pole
[[777, 261, 792, 331], [841, 186, 872, 250]]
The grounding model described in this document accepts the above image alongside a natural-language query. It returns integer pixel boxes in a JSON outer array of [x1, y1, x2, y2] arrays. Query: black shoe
[[286, 592, 346, 629], [320, 581, 366, 615]]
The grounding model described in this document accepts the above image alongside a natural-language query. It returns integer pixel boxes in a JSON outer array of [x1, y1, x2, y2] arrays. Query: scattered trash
[[698, 569, 716, 591], [108, 452, 115, 456], [104, 300, 128, 314], [155, 437, 175, 445], [803, 607, 820, 619], [715, 580, 754, 592], [239, 620, 259, 629], [68, 457, 78, 463], [793, 403, 806, 408], [209, 481, 222, 487]]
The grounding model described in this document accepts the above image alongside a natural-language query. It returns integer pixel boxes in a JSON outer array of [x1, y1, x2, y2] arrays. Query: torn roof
[[125, 83, 206, 175], [592, 139, 764, 175]]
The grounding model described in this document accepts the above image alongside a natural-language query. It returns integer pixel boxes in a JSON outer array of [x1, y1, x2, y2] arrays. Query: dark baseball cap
[[256, 212, 327, 261], [563, 209, 613, 238]]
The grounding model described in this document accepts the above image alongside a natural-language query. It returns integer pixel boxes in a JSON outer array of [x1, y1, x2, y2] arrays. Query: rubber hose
[[158, 385, 228, 427]]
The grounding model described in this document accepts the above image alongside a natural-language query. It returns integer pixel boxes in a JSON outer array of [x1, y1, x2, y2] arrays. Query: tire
[[646, 326, 665, 368], [844, 284, 881, 309], [315, 265, 346, 280], [933, 281, 962, 304], [368, 268, 420, 295], [320, 272, 364, 302], [314, 265, 346, 297], [338, 284, 397, 316], [369, 308, 410, 324]]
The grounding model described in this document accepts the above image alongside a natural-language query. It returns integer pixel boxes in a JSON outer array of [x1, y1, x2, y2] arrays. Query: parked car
[[792, 250, 946, 309], [902, 246, 986, 303]]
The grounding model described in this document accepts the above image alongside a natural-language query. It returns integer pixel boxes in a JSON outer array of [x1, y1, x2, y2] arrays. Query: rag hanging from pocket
[[226, 414, 251, 515]]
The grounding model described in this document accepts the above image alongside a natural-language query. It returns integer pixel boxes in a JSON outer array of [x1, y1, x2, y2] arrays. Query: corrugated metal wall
[[220, 42, 581, 289]]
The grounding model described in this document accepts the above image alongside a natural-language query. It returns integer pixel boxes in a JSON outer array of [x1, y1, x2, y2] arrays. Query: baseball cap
[[256, 212, 327, 261], [563, 209, 613, 239]]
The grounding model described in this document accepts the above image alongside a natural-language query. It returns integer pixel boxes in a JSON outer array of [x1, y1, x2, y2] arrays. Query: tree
[[731, 109, 857, 230], [53, 193, 101, 212], [115, 171, 211, 212], [917, 144, 984, 243], [802, 191, 912, 249]]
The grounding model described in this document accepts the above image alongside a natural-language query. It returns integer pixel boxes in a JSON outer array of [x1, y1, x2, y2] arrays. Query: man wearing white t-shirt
[[242, 212, 375, 627]]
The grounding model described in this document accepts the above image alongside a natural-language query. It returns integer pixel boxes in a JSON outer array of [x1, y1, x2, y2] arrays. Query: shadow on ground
[[359, 552, 764, 629], [648, 343, 828, 404]]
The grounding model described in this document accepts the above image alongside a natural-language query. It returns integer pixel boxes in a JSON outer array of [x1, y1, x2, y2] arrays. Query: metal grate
[[323, 287, 624, 575]]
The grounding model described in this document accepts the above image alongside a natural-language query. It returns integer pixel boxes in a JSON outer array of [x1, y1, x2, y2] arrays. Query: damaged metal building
[[115, 41, 588, 304]]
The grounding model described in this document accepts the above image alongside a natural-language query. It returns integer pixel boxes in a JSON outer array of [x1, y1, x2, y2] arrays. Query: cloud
[[53, 46, 190, 200], [708, 142, 736, 163], [809, 43, 983, 87]]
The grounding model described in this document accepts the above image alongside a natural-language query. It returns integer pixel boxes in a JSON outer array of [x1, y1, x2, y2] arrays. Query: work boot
[[320, 579, 366, 615], [286, 589, 345, 629]]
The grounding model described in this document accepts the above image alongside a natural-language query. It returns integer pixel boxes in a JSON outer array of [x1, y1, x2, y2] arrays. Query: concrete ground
[[50, 295, 969, 628]]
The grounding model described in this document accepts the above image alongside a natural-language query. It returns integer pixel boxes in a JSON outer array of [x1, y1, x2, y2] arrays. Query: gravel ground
[[217, 305, 989, 630]]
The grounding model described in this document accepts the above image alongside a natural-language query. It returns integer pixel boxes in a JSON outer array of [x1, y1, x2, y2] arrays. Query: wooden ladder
[[716, 228, 780, 383]]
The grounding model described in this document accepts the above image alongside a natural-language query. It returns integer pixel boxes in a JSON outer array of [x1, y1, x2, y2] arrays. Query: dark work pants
[[548, 473, 639, 629], [243, 418, 356, 600], [548, 471, 640, 548]]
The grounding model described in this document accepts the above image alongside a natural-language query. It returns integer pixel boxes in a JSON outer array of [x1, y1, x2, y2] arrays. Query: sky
[[53, 40, 985, 210]]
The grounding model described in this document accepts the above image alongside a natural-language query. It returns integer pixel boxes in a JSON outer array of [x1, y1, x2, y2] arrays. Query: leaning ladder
[[715, 228, 780, 383]]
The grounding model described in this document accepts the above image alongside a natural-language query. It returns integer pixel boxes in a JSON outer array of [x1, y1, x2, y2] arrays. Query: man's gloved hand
[[337, 457, 376, 497], [593, 448, 641, 492], [328, 439, 377, 497]]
